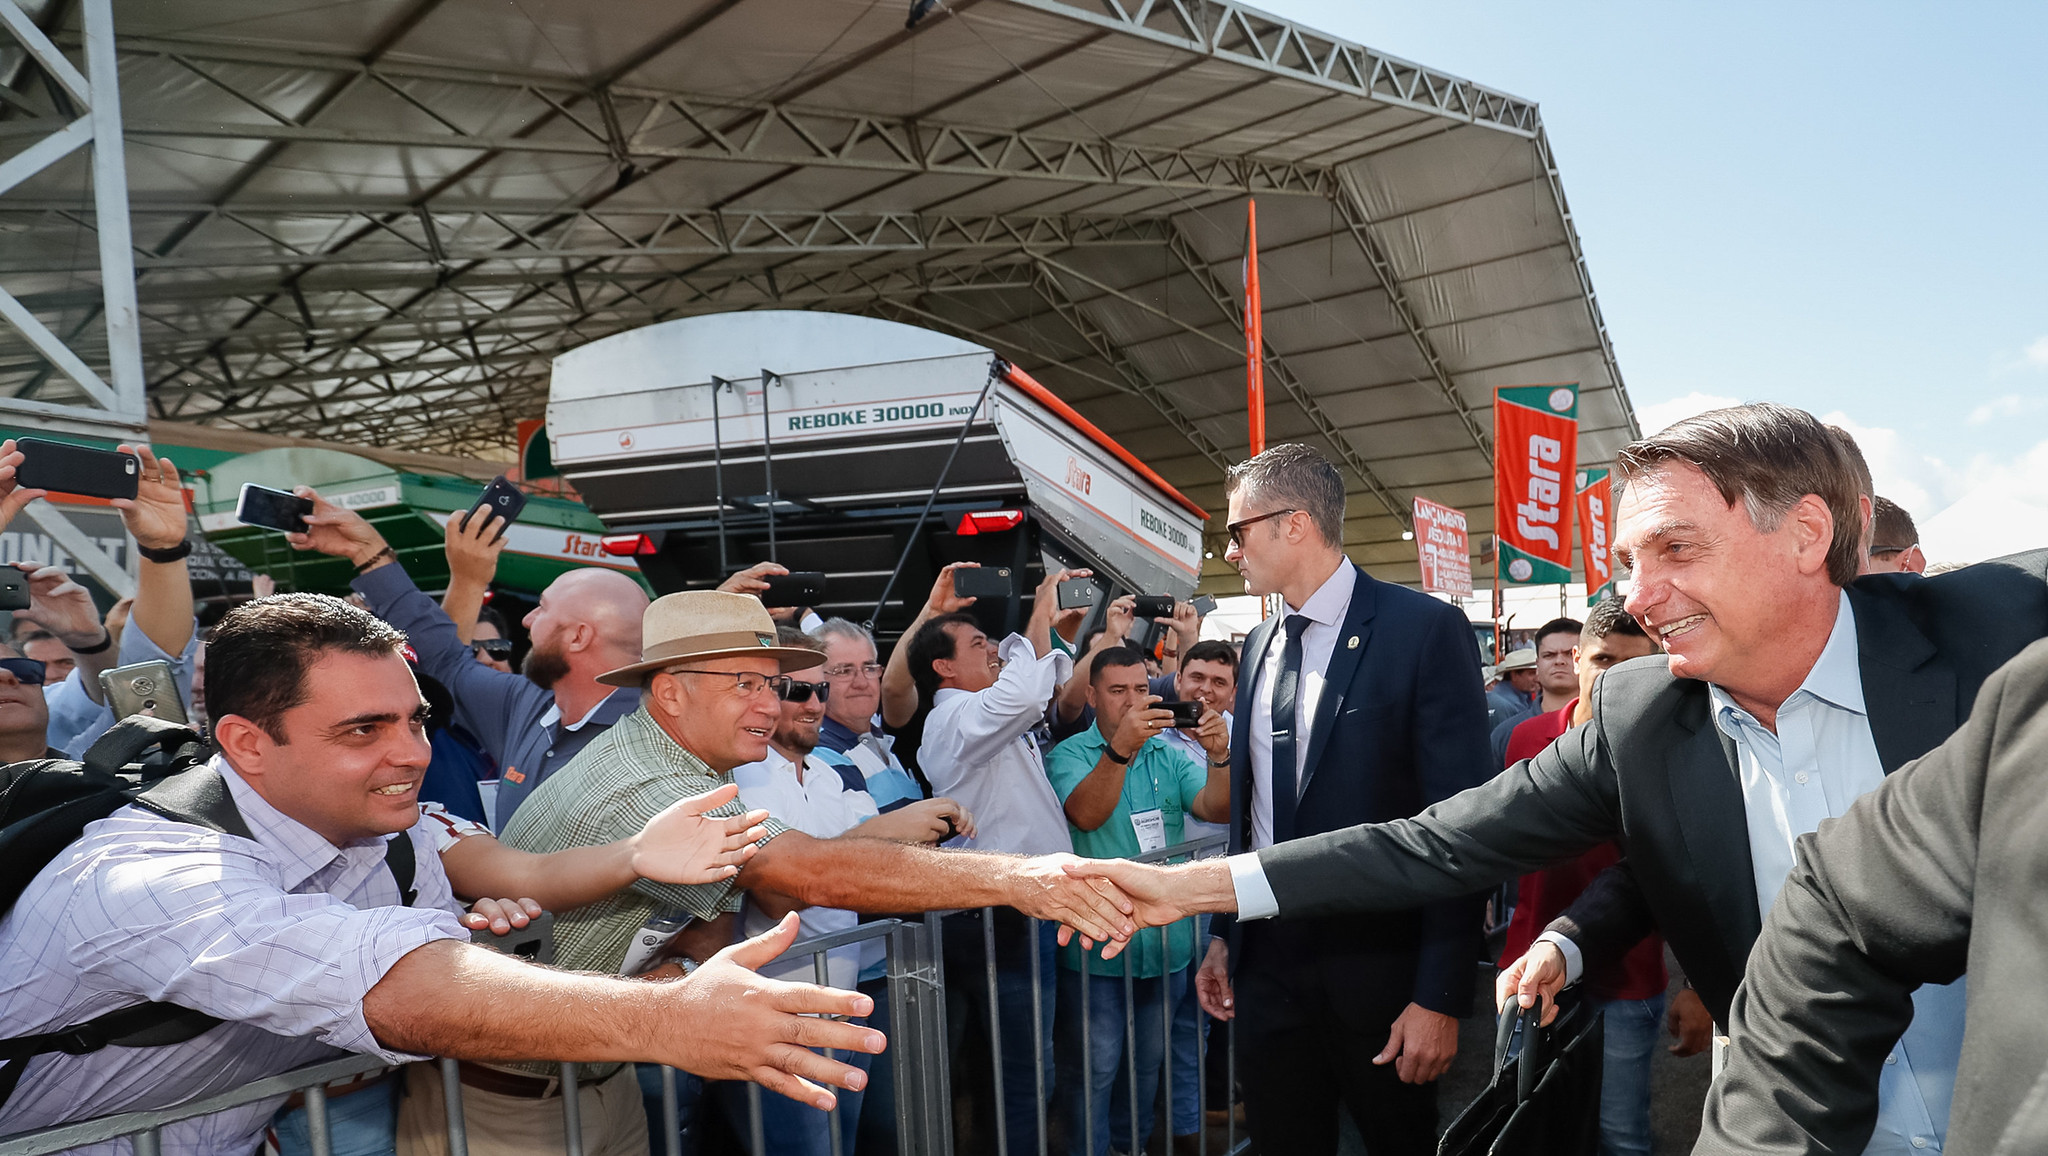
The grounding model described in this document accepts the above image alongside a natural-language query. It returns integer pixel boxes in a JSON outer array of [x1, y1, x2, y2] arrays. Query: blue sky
[[1256, 0, 2048, 562]]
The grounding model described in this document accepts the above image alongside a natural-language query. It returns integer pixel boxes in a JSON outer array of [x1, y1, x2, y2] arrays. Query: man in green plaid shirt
[[485, 590, 1140, 1154]]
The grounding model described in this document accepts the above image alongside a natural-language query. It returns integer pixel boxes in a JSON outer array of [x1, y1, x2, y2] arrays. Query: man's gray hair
[[812, 617, 876, 652], [1225, 443, 1346, 548]]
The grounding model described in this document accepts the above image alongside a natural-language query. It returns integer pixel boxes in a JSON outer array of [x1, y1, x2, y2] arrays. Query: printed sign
[[1412, 497, 1472, 596], [1493, 384, 1579, 586], [1576, 467, 1616, 605]]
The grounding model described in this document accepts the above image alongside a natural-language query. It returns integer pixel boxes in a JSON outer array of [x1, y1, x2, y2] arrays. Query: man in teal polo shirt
[[1046, 644, 1230, 1156]]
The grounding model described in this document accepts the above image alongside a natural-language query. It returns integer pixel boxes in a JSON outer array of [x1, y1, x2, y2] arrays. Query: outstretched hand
[[630, 782, 772, 885], [112, 444, 189, 551], [444, 508, 509, 588], [286, 485, 389, 566], [663, 913, 885, 1109], [1011, 853, 1135, 948], [1057, 857, 1235, 955], [0, 440, 47, 531]]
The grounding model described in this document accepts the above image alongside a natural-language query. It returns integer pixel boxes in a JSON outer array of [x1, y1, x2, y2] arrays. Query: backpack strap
[[131, 764, 255, 841], [80, 717, 206, 780], [385, 830, 417, 908]]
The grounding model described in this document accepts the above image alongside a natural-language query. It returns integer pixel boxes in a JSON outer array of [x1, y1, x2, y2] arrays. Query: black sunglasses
[[779, 678, 831, 705], [471, 639, 514, 659], [0, 657, 48, 686]]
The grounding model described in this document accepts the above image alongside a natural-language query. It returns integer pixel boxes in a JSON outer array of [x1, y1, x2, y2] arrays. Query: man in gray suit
[[1698, 636, 2048, 1156], [1072, 403, 2048, 1155]]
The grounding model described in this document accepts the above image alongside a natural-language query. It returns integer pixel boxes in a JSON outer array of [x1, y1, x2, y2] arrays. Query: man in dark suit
[[1195, 443, 1490, 1156], [1071, 405, 2048, 1154], [1699, 636, 2048, 1156]]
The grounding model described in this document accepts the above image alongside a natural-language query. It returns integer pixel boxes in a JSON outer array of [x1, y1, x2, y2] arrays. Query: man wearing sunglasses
[[725, 627, 975, 1156]]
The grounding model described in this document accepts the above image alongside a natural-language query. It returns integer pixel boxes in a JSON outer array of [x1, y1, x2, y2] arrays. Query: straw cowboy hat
[[1494, 647, 1538, 674], [598, 590, 825, 687]]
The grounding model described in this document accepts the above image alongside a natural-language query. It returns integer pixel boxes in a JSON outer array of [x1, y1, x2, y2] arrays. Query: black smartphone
[[235, 483, 313, 534], [460, 475, 526, 544], [759, 571, 827, 608], [1132, 594, 1175, 620], [0, 568, 27, 612], [1190, 594, 1217, 616], [952, 566, 1014, 600], [1056, 578, 1100, 610], [14, 437, 138, 501], [1160, 700, 1203, 728], [469, 908, 555, 965]]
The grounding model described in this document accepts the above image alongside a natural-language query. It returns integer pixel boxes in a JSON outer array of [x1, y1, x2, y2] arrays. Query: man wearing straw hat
[[470, 589, 1137, 1153]]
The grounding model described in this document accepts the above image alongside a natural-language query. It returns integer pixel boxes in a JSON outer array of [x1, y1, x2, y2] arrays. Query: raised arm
[[1057, 595, 1132, 724], [881, 563, 979, 729], [117, 445, 196, 659], [1697, 643, 2039, 1156], [439, 508, 507, 643]]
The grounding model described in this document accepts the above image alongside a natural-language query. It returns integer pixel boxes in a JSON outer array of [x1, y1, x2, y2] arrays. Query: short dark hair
[[1225, 443, 1346, 548], [1581, 596, 1647, 644], [1181, 639, 1239, 672], [1617, 404, 1869, 587], [474, 605, 510, 638], [904, 612, 979, 707], [1871, 496, 1919, 553], [1534, 617, 1583, 649], [206, 594, 409, 743], [1089, 644, 1150, 685]]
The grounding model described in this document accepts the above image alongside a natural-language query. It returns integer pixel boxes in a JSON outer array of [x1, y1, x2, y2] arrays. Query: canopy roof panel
[[0, 0, 1635, 589]]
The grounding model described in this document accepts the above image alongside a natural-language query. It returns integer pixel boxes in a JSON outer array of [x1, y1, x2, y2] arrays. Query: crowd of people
[[0, 395, 2039, 1156]]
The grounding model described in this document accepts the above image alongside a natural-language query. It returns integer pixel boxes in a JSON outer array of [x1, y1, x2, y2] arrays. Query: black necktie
[[1269, 614, 1311, 844]]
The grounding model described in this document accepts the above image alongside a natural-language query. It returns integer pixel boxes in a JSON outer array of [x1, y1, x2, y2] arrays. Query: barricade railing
[[0, 918, 946, 1156], [943, 833, 1243, 1156]]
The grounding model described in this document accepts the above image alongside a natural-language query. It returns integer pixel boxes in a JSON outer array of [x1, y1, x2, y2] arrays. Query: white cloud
[[1920, 438, 2048, 566], [2026, 336, 2048, 369], [1819, 410, 1951, 517], [1967, 394, 2041, 424], [1634, 391, 1742, 436]]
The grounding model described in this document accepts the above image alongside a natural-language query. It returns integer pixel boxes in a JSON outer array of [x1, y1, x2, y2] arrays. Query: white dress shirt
[[919, 633, 1074, 856], [0, 759, 467, 1155], [1245, 560, 1356, 851], [733, 746, 880, 990]]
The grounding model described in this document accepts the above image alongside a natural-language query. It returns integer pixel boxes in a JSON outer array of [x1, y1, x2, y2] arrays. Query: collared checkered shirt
[[499, 707, 787, 1079], [0, 758, 468, 1155]]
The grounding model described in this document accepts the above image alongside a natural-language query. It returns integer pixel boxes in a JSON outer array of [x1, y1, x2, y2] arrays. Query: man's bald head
[[520, 568, 651, 693]]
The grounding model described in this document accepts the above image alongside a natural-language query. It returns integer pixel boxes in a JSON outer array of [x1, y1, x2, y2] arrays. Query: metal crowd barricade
[[952, 833, 1242, 1156], [0, 918, 949, 1156]]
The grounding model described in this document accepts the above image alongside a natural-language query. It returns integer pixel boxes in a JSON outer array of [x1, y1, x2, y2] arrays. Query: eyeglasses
[[0, 657, 48, 686], [779, 678, 831, 705], [471, 639, 513, 659], [819, 661, 883, 680], [1226, 508, 1298, 548], [666, 669, 794, 698]]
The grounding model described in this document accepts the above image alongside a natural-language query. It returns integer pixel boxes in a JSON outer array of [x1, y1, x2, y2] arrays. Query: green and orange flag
[[1577, 466, 1615, 604]]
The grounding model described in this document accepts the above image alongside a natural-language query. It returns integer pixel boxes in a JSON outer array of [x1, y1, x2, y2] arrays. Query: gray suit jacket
[[1699, 636, 2048, 1156], [1255, 549, 2048, 1027]]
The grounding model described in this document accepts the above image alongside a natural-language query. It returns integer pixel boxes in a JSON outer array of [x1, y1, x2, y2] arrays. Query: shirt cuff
[[1227, 853, 1280, 921], [1534, 930, 1585, 986], [997, 631, 1074, 684]]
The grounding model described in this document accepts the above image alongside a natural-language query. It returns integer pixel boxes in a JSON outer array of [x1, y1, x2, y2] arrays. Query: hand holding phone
[[236, 484, 314, 534], [1160, 700, 1203, 729], [1132, 594, 1174, 621], [759, 571, 827, 609], [14, 437, 138, 501], [1056, 578, 1101, 610], [99, 660, 188, 725], [952, 566, 1014, 600], [460, 476, 526, 544]]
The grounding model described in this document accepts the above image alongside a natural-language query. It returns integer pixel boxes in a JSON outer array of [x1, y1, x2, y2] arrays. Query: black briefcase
[[1437, 998, 1604, 1156]]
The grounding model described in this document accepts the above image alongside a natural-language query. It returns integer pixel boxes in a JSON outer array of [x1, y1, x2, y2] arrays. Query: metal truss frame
[[1009, 0, 1540, 137], [0, 0, 143, 595]]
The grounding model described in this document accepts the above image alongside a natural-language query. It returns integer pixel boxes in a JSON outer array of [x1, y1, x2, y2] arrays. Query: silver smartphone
[[99, 660, 188, 725]]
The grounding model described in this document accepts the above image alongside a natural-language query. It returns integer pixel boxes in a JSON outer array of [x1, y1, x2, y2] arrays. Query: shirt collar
[[1710, 591, 1864, 727], [538, 686, 634, 732], [216, 756, 381, 892], [1284, 559, 1356, 627], [818, 715, 864, 751]]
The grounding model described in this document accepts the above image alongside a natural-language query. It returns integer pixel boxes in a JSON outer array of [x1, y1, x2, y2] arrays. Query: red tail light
[[600, 533, 658, 557], [955, 509, 1024, 536]]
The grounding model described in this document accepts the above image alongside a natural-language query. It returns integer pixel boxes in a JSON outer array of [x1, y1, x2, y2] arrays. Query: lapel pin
[[1347, 635, 1359, 649]]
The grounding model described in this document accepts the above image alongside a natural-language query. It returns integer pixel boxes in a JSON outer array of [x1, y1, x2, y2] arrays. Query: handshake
[[1034, 855, 1238, 955]]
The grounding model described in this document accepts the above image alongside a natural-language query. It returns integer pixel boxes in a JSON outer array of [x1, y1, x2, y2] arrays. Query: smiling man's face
[[1615, 461, 1830, 697]]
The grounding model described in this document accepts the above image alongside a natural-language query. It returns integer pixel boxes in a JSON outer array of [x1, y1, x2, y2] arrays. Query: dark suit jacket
[[1700, 636, 2048, 1156], [1217, 564, 1491, 1017], [1255, 550, 2048, 1027]]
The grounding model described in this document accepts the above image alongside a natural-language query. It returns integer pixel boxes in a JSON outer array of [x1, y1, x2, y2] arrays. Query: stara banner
[[1577, 466, 1615, 604], [1493, 384, 1580, 586]]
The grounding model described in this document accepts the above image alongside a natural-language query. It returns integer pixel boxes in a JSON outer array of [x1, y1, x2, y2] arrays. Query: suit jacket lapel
[[1229, 616, 1279, 855], [1847, 585, 1956, 773], [1664, 684, 1764, 964], [1297, 565, 1377, 799]]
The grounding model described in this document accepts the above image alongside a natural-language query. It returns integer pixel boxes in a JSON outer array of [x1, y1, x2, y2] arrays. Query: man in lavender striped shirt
[[0, 595, 881, 1156]]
